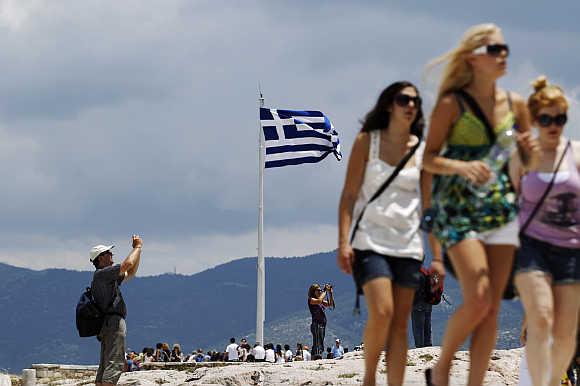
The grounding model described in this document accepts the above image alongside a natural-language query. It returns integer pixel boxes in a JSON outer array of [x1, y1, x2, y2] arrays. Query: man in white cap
[[331, 338, 344, 359], [91, 235, 142, 386]]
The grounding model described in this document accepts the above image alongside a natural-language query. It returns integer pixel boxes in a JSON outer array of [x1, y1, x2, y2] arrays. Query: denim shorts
[[515, 235, 580, 285], [353, 250, 422, 292]]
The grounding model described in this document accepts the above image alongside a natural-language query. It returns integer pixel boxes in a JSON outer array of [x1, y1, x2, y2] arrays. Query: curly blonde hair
[[527, 75, 568, 118]]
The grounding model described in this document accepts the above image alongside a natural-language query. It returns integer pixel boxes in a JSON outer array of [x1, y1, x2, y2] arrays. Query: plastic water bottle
[[468, 127, 517, 198]]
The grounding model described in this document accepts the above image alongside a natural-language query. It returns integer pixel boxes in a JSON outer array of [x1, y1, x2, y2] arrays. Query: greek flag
[[260, 108, 342, 169]]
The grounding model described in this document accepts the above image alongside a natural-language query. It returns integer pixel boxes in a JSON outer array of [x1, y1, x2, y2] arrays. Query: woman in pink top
[[510, 76, 580, 386]]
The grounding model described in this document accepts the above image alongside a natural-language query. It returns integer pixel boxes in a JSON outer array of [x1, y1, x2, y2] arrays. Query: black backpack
[[76, 287, 105, 337]]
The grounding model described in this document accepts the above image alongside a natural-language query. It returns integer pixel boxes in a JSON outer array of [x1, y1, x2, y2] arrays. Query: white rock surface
[[68, 347, 526, 386], [0, 374, 11, 386]]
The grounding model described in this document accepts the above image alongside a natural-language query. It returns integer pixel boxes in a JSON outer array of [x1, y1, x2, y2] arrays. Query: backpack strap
[[90, 277, 121, 317]]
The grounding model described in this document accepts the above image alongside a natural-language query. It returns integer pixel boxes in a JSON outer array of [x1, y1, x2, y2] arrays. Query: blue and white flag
[[260, 108, 342, 169]]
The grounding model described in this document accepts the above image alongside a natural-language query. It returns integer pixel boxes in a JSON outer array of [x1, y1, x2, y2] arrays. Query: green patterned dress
[[432, 111, 518, 249]]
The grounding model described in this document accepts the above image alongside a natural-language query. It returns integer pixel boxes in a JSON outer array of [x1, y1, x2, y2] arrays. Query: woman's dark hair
[[308, 283, 320, 298], [360, 81, 425, 139]]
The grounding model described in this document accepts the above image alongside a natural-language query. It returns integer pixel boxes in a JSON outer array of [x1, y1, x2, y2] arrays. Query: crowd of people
[[122, 337, 349, 371], [336, 22, 580, 386], [85, 21, 580, 386]]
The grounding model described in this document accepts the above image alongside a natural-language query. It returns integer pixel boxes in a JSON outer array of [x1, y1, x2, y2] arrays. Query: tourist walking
[[422, 23, 535, 386], [338, 81, 426, 386], [512, 76, 580, 386]]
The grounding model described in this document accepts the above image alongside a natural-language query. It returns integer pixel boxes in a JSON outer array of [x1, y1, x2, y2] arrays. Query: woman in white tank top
[[338, 81, 426, 386]]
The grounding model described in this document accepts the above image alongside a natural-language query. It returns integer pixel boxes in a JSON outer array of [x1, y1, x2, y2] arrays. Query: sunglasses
[[537, 113, 567, 127], [394, 94, 422, 108], [472, 43, 510, 57]]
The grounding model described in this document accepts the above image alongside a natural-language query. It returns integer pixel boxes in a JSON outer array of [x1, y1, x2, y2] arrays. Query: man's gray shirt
[[91, 264, 126, 318]]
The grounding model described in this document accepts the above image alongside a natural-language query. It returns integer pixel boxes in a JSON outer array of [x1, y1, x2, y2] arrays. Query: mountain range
[[0, 251, 523, 372]]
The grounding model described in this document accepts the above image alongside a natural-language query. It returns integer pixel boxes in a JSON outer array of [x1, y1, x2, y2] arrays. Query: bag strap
[[89, 277, 119, 315], [520, 140, 571, 236], [350, 139, 421, 244], [455, 89, 496, 144]]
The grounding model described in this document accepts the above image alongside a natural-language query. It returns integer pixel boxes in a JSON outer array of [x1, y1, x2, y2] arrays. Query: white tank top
[[350, 130, 424, 261]]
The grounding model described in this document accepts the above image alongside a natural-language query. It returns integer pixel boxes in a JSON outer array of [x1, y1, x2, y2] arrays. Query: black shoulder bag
[[351, 138, 421, 313]]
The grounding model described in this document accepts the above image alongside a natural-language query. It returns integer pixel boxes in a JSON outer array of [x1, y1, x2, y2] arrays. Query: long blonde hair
[[427, 23, 501, 101], [527, 75, 568, 118]]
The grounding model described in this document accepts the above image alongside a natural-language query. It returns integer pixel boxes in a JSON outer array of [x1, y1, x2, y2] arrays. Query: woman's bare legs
[[549, 284, 580, 386], [385, 285, 415, 386], [467, 244, 515, 386], [362, 277, 394, 386], [515, 271, 554, 386], [432, 239, 492, 386]]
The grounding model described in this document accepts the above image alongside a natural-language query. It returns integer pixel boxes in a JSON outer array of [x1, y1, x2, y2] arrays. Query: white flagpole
[[256, 84, 265, 345]]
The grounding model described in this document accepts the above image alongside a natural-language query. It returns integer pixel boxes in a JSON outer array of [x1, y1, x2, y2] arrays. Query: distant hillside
[[0, 252, 523, 372]]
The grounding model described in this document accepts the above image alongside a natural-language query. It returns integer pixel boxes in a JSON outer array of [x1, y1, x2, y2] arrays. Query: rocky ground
[[30, 347, 527, 386]]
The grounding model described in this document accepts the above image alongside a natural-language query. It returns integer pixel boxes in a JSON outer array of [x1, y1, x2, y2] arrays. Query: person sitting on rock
[[170, 343, 183, 362], [331, 339, 345, 359], [284, 344, 294, 362], [326, 347, 333, 360], [275, 345, 285, 364], [302, 345, 312, 361]]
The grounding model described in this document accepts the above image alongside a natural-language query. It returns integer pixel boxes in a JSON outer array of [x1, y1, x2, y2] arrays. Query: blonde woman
[[422, 23, 535, 386], [338, 81, 425, 386], [511, 76, 580, 386]]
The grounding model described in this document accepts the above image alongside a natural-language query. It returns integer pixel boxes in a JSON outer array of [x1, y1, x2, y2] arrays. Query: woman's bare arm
[[423, 95, 465, 175], [337, 132, 370, 274]]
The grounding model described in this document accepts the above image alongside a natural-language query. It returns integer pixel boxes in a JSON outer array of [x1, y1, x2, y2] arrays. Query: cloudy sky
[[0, 0, 578, 275]]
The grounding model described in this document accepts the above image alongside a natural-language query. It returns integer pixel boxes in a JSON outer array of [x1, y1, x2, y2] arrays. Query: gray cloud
[[0, 1, 578, 274]]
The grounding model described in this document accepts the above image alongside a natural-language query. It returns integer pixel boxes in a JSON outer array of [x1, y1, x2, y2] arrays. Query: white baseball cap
[[89, 244, 115, 262]]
